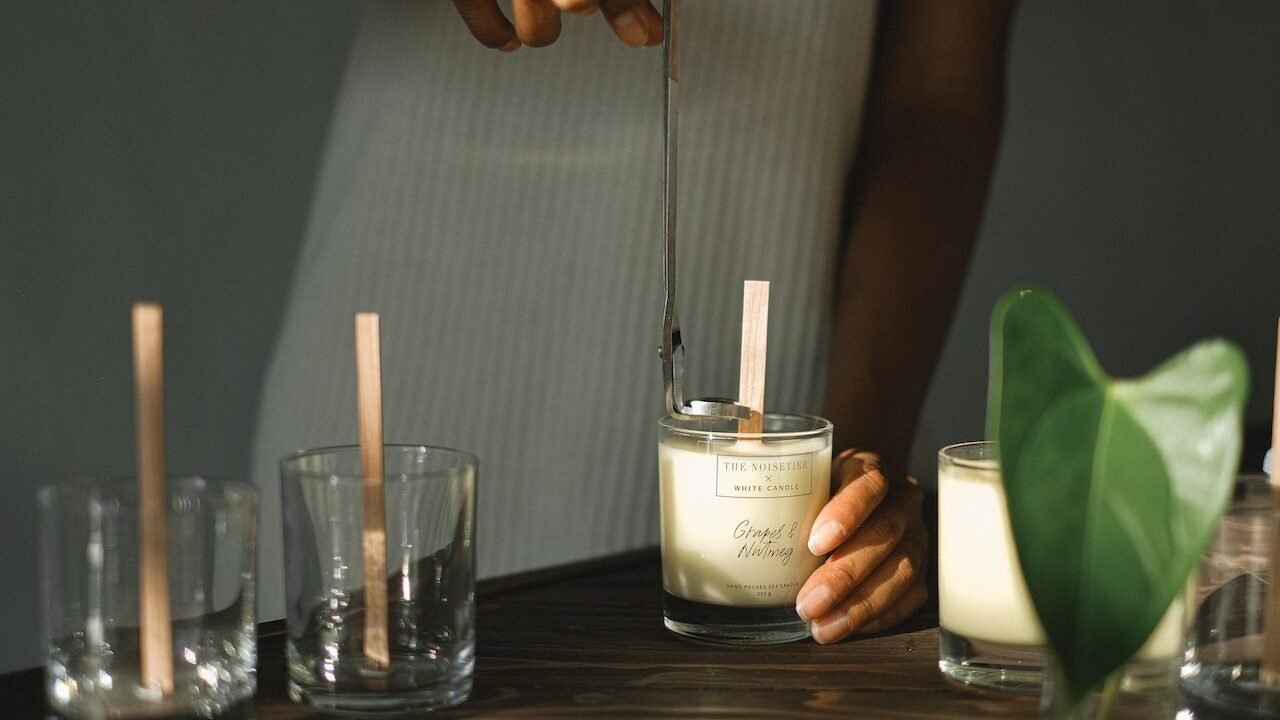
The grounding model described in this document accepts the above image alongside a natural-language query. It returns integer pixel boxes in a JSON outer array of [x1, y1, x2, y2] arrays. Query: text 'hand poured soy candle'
[[658, 281, 833, 644]]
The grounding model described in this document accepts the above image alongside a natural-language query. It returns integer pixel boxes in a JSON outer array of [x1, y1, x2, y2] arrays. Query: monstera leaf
[[987, 287, 1248, 708]]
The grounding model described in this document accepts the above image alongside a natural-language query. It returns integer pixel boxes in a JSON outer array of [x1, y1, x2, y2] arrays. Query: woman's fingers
[[551, 0, 600, 14], [453, 0, 521, 51], [807, 450, 890, 556], [513, 0, 563, 47], [808, 522, 929, 644], [795, 477, 923, 621], [795, 510, 909, 622], [599, 0, 663, 47], [456, 0, 656, 50], [854, 578, 928, 636]]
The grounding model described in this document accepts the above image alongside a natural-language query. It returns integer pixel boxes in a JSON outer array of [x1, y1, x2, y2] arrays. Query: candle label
[[716, 452, 814, 498], [660, 439, 830, 607]]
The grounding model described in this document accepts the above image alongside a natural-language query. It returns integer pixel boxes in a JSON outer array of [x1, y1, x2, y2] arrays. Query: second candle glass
[[659, 412, 832, 644]]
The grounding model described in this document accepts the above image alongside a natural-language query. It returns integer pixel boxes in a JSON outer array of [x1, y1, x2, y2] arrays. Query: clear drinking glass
[[39, 477, 259, 719], [1040, 651, 1182, 720], [279, 445, 476, 715], [1182, 474, 1280, 718], [1038, 598, 1190, 719], [658, 412, 832, 644]]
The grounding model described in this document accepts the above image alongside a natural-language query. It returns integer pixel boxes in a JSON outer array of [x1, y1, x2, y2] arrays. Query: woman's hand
[[795, 449, 929, 644], [452, 0, 662, 51]]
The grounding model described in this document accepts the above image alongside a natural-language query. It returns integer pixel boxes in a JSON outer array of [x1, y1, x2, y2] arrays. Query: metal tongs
[[660, 0, 751, 422]]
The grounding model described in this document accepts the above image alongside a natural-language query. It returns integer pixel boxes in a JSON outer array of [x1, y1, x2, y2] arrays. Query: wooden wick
[[738, 281, 769, 434], [355, 312, 391, 669], [132, 302, 173, 694], [1262, 317, 1280, 685]]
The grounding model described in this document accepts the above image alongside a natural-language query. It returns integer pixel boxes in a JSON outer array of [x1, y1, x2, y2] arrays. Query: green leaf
[[987, 287, 1248, 708]]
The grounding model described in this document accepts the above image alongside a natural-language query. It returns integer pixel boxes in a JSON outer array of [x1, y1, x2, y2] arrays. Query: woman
[[251, 0, 1013, 644]]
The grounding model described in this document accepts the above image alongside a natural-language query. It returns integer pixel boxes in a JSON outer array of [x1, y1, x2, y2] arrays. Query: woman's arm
[[826, 0, 1014, 465], [798, 0, 1016, 643]]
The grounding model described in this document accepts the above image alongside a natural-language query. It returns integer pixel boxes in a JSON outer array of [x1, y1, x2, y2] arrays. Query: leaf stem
[[1095, 670, 1122, 720]]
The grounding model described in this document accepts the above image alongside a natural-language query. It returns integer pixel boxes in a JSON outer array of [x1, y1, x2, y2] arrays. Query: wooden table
[[4, 550, 1041, 719]]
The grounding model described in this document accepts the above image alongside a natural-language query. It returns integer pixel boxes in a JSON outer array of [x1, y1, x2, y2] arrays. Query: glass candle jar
[[938, 441, 1189, 695], [658, 412, 832, 644]]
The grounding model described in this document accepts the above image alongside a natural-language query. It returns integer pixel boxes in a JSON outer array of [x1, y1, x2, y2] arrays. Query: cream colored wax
[[659, 436, 831, 606], [939, 457, 1186, 658]]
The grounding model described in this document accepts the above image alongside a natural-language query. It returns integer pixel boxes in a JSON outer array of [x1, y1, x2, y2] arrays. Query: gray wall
[[0, 1, 361, 672], [915, 1, 1280, 472], [3, 1, 1278, 673]]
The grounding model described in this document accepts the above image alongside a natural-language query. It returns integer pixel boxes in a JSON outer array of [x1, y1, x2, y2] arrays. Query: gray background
[[3, 1, 1278, 672]]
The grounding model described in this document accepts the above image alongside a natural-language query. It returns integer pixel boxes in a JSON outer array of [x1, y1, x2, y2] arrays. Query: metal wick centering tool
[[659, 0, 751, 422]]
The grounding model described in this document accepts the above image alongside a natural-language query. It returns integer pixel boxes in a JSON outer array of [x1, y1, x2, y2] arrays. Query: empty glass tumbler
[[39, 477, 259, 719], [279, 445, 476, 715], [1182, 474, 1280, 719]]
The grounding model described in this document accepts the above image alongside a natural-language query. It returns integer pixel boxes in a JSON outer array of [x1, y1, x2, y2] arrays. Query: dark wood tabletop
[[4, 549, 1041, 719]]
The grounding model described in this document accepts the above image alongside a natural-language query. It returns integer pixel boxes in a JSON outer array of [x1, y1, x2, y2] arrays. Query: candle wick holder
[[658, 0, 751, 424]]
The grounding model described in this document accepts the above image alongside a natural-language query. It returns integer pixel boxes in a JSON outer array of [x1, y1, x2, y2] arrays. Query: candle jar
[[39, 477, 259, 719], [279, 445, 476, 716], [938, 442, 1189, 695], [1181, 473, 1280, 719], [938, 441, 1043, 693], [658, 412, 832, 644]]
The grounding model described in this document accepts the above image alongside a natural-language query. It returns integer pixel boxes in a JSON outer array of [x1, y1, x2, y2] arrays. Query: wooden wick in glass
[[132, 302, 174, 694], [738, 280, 769, 434], [355, 312, 390, 669]]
